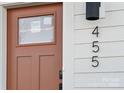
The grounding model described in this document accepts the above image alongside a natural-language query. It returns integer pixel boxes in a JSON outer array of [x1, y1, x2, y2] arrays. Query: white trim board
[[0, 2, 56, 8], [63, 2, 74, 89], [0, 5, 7, 90]]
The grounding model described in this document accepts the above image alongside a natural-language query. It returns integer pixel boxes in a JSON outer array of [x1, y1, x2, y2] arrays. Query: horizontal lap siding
[[74, 26, 124, 44], [74, 73, 124, 88], [74, 42, 124, 58], [73, 3, 124, 88], [75, 11, 124, 30], [74, 2, 124, 15], [74, 57, 124, 73]]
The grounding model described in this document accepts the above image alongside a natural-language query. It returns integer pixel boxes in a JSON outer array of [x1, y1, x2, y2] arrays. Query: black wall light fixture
[[86, 2, 101, 20]]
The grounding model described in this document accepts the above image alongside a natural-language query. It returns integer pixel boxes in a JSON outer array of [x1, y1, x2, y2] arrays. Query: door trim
[[0, 5, 7, 90], [0, 2, 63, 90]]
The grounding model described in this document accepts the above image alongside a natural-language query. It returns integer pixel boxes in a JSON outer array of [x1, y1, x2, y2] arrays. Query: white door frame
[[0, 5, 7, 90], [0, 2, 68, 90]]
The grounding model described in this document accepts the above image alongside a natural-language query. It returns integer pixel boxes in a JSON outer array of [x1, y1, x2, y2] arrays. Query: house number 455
[[92, 26, 99, 67]]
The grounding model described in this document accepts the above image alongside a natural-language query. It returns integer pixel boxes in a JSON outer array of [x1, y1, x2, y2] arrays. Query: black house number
[[92, 26, 99, 67]]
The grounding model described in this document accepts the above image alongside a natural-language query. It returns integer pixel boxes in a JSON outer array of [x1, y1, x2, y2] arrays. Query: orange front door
[[7, 3, 62, 90]]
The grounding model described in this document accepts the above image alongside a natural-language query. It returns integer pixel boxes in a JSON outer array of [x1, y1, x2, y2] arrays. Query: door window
[[19, 15, 54, 45]]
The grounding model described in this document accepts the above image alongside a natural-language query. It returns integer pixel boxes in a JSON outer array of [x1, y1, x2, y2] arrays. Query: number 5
[[92, 56, 99, 67], [92, 41, 99, 53]]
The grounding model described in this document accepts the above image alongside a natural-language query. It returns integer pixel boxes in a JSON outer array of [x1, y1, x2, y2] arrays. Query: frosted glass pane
[[19, 15, 54, 45]]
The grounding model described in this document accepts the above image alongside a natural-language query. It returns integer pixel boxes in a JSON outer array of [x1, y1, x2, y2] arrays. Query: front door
[[7, 3, 62, 90]]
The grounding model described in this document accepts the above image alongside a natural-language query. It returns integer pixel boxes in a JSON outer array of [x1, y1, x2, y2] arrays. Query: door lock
[[59, 83, 62, 90]]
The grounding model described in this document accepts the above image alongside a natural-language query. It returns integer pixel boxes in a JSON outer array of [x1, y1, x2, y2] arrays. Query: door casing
[[0, 2, 64, 90], [7, 3, 62, 90]]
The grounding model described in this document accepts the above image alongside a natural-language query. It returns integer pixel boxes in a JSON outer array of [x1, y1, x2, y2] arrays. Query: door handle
[[59, 83, 62, 90], [59, 70, 62, 79]]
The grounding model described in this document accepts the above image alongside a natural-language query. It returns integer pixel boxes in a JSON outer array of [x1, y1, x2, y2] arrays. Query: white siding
[[75, 42, 124, 58], [64, 2, 124, 89], [74, 73, 124, 88], [75, 10, 124, 30], [74, 26, 124, 44], [74, 57, 124, 72], [74, 2, 124, 15]]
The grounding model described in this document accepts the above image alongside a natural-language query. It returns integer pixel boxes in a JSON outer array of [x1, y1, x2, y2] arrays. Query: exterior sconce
[[86, 2, 101, 20]]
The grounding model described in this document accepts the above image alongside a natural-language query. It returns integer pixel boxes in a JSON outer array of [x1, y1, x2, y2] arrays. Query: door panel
[[40, 55, 58, 89], [17, 56, 33, 89], [7, 3, 62, 90]]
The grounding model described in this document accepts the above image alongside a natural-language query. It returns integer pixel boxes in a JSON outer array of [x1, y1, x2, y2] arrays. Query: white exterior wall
[[63, 2, 124, 89]]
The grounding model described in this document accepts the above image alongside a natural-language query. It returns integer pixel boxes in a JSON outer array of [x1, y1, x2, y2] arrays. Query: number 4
[[92, 26, 99, 37]]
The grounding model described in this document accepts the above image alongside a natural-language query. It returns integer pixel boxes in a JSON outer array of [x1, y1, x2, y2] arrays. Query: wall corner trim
[[0, 5, 7, 90]]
